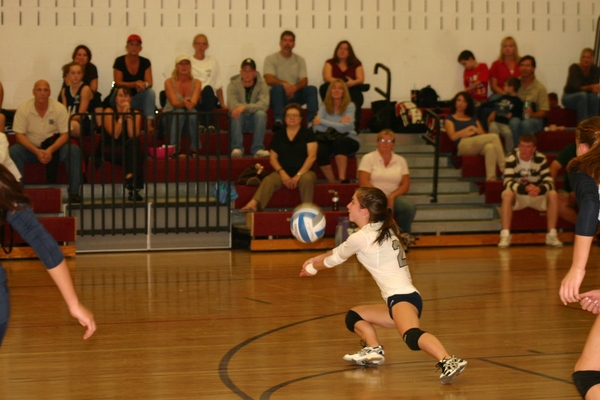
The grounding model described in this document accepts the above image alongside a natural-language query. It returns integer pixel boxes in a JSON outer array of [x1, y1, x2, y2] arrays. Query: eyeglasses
[[285, 114, 301, 117], [378, 139, 394, 143]]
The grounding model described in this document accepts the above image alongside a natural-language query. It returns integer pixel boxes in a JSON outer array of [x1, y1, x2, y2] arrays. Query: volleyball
[[290, 204, 326, 243]]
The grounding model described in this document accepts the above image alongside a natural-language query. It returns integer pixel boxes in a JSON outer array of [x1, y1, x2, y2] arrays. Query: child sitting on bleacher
[[487, 77, 523, 154]]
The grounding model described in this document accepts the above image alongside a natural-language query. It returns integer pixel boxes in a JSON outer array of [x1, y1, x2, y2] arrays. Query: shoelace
[[436, 356, 458, 373]]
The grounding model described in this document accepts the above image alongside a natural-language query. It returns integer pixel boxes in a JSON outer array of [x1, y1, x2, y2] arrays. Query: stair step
[[408, 193, 486, 206], [412, 219, 501, 234], [415, 206, 495, 221], [409, 167, 461, 179], [410, 180, 474, 194]]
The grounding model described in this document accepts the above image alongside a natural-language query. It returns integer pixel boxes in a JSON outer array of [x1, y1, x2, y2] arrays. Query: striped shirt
[[503, 149, 553, 195]]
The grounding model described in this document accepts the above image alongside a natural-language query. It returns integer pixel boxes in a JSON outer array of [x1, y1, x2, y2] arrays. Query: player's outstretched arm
[[47, 260, 97, 339]]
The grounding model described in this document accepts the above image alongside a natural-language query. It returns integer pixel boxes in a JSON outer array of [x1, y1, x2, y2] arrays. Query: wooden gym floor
[[0, 244, 596, 399]]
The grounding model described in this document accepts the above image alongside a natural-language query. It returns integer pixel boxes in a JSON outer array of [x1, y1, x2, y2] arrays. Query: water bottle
[[523, 101, 532, 119], [329, 190, 339, 211]]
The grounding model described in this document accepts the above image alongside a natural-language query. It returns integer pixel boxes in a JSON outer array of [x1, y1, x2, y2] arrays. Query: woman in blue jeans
[[0, 165, 95, 345], [358, 129, 416, 233]]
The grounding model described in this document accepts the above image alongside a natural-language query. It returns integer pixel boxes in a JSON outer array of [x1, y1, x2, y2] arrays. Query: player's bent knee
[[345, 310, 363, 333], [573, 370, 600, 398], [403, 328, 425, 351]]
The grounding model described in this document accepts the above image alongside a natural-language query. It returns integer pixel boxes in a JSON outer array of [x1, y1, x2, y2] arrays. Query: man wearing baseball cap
[[226, 58, 270, 158]]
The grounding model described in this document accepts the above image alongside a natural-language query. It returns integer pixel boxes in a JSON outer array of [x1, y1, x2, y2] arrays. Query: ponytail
[[355, 187, 402, 246]]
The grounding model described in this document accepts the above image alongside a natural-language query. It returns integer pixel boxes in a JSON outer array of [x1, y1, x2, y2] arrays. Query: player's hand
[[68, 303, 96, 340], [580, 291, 600, 314], [560, 267, 586, 304]]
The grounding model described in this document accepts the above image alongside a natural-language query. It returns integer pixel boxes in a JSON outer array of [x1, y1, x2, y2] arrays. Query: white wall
[[0, 0, 598, 109]]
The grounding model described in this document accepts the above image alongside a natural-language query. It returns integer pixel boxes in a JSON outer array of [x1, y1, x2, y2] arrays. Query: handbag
[[236, 163, 268, 186], [315, 127, 347, 142]]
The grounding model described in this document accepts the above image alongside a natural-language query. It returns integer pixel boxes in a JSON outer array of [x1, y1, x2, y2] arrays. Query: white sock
[[500, 229, 510, 237]]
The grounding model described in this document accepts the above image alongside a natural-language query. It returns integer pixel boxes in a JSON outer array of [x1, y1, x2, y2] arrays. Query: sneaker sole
[[344, 355, 385, 366], [440, 362, 467, 385]]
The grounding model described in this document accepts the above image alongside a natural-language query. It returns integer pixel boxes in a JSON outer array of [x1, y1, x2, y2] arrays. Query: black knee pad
[[573, 370, 600, 398], [345, 310, 363, 333], [403, 328, 425, 351]]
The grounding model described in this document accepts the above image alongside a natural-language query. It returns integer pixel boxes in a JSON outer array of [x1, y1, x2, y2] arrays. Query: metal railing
[[67, 109, 233, 238], [421, 109, 442, 203]]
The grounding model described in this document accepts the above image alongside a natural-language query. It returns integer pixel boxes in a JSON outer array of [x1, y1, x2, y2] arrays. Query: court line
[[218, 312, 345, 400], [258, 355, 576, 399]]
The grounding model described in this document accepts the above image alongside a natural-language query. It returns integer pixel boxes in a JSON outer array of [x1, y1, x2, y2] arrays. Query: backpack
[[368, 100, 397, 132], [334, 216, 358, 246], [417, 85, 439, 108], [395, 101, 427, 133]]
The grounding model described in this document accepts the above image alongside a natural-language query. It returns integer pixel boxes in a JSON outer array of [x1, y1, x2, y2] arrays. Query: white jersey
[[324, 222, 418, 301]]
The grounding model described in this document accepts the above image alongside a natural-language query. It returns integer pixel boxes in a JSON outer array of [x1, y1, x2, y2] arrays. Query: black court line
[[478, 357, 574, 385], [218, 312, 345, 400], [244, 297, 271, 304]]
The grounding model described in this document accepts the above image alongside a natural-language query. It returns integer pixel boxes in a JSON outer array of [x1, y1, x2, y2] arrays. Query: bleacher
[[2, 105, 584, 253]]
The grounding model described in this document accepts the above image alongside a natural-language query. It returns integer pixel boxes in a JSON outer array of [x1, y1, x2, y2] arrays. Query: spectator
[[444, 92, 505, 181], [548, 92, 561, 110], [313, 79, 359, 183], [111, 34, 156, 133], [241, 103, 316, 211], [60, 62, 93, 138], [61, 44, 103, 128], [320, 41, 365, 130], [358, 129, 416, 234], [509, 55, 549, 141], [190, 34, 226, 129], [498, 134, 562, 248], [487, 77, 523, 153], [264, 30, 318, 132], [163, 54, 201, 158], [457, 50, 489, 105], [489, 36, 521, 101], [97, 86, 145, 201], [9, 80, 82, 203], [227, 58, 270, 158], [549, 142, 577, 225], [562, 48, 600, 123]]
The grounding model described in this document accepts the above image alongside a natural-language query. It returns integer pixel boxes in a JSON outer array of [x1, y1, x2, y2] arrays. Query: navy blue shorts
[[386, 292, 423, 319]]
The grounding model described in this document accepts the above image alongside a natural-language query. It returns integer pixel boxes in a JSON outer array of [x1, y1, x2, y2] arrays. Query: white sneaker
[[436, 356, 467, 384], [231, 148, 243, 158], [498, 234, 511, 248], [546, 232, 563, 248], [254, 149, 270, 158], [343, 345, 385, 366]]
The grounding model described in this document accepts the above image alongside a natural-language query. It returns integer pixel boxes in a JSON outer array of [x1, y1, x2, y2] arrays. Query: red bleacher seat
[[250, 210, 348, 237], [234, 183, 358, 210], [547, 108, 578, 128], [534, 130, 576, 153]]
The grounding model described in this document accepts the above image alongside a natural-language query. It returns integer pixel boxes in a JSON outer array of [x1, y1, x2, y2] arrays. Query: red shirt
[[463, 63, 489, 102], [489, 60, 521, 93]]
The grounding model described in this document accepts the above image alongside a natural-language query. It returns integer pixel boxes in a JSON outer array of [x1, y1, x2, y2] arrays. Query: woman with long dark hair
[[300, 187, 467, 384], [444, 91, 505, 181], [0, 164, 95, 345]]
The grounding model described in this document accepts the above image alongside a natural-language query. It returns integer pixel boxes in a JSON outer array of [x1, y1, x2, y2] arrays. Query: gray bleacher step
[[410, 180, 474, 194], [412, 219, 501, 234], [409, 167, 461, 179], [357, 142, 433, 155], [414, 206, 496, 222], [404, 156, 450, 168], [408, 193, 486, 206]]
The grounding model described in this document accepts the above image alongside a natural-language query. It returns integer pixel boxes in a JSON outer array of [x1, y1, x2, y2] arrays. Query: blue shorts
[[386, 292, 423, 319]]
